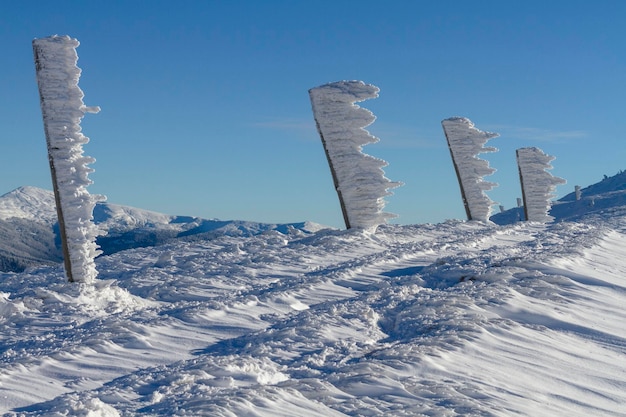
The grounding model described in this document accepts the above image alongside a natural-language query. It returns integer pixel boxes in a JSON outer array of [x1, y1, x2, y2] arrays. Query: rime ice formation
[[33, 35, 105, 283], [516, 147, 566, 222], [309, 81, 401, 230], [442, 117, 499, 222]]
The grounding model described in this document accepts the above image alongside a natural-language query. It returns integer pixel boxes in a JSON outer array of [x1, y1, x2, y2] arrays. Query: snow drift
[[33, 35, 104, 283], [309, 81, 401, 231], [442, 117, 499, 222]]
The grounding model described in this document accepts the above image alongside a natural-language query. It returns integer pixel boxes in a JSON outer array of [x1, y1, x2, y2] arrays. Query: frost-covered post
[[516, 147, 566, 222], [441, 117, 499, 222], [33, 35, 105, 283], [309, 81, 401, 230]]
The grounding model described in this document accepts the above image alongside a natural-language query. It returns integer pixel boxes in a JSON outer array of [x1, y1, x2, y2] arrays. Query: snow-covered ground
[[1, 181, 626, 415]]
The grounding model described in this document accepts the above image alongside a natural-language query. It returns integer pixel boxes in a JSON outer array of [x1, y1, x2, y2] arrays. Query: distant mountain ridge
[[3, 170, 626, 273], [0, 186, 325, 272], [0, 186, 58, 223]]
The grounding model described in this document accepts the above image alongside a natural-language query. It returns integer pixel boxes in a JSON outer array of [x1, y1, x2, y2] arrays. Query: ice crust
[[516, 146, 566, 222], [442, 117, 499, 222], [33, 35, 105, 283], [309, 81, 400, 230]]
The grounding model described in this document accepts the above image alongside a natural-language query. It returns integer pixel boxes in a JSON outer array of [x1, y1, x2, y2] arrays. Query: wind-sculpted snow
[[2, 212, 626, 416], [33, 35, 104, 283], [309, 81, 401, 230], [516, 147, 567, 222], [442, 117, 499, 222]]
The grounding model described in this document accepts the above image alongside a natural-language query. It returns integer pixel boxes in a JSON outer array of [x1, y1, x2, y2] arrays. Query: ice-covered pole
[[33, 35, 105, 283], [441, 117, 499, 222], [516, 147, 566, 222], [309, 81, 401, 230]]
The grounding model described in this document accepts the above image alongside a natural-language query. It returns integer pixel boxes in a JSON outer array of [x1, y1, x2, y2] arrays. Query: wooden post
[[516, 149, 529, 222], [442, 127, 472, 221], [314, 119, 352, 230], [33, 43, 75, 282], [309, 82, 398, 231]]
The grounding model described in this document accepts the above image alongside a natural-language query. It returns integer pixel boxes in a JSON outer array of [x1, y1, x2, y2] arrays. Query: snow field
[[1, 216, 625, 415]]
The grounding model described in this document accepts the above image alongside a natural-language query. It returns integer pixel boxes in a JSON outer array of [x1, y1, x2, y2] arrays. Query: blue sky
[[1, 1, 625, 228]]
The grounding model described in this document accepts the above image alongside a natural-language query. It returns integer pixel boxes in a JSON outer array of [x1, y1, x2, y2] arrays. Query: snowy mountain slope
[[0, 188, 63, 271], [0, 218, 61, 272], [1, 213, 625, 416], [561, 170, 626, 202], [492, 170, 626, 224], [0, 187, 58, 224], [0, 187, 324, 272]]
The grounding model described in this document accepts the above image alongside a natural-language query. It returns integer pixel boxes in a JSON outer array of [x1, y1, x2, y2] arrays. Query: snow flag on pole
[[441, 117, 499, 222], [33, 35, 105, 283], [309, 81, 401, 231], [516, 147, 566, 222]]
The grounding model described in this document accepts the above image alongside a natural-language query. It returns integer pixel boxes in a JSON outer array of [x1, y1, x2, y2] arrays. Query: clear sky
[[1, 1, 625, 228]]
